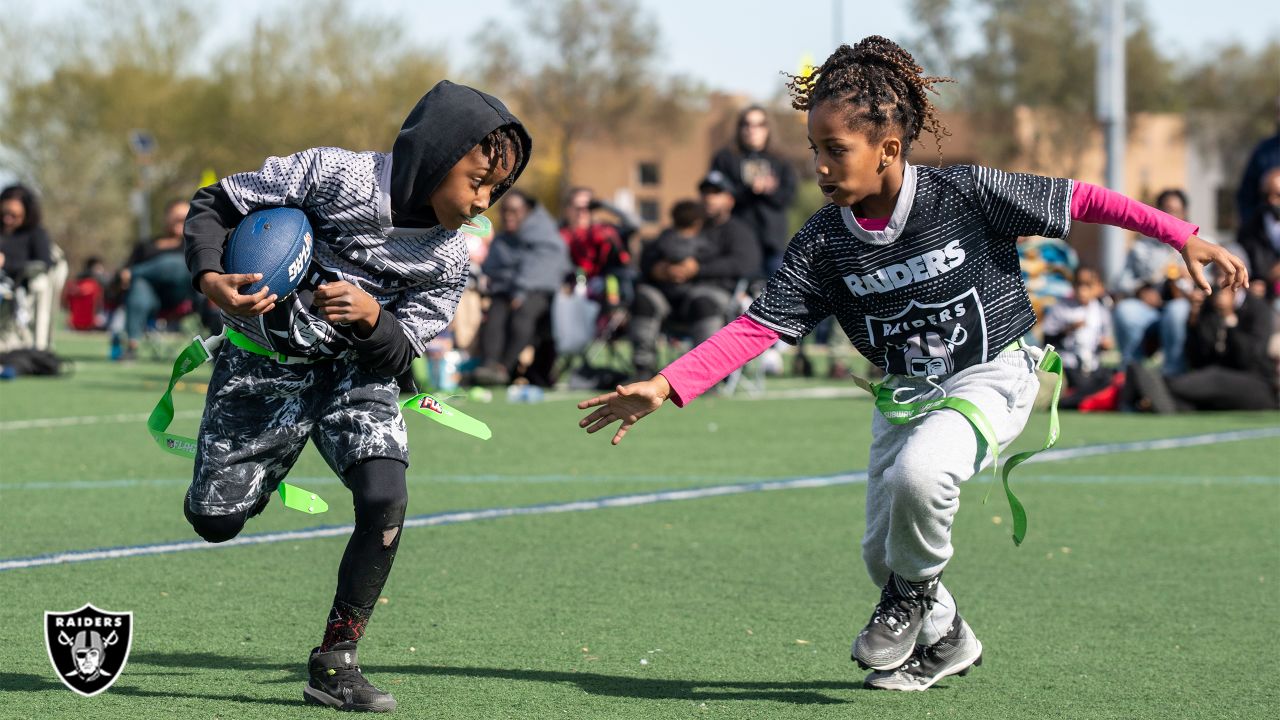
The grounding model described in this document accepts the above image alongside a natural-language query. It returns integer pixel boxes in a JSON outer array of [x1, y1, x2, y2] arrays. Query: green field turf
[[2, 332, 1278, 719]]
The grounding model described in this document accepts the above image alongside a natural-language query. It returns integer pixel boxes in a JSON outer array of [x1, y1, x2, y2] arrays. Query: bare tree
[[0, 0, 446, 266], [475, 0, 701, 200], [906, 0, 1183, 173]]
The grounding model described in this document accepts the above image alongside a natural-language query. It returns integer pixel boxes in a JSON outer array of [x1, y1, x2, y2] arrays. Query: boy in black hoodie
[[181, 80, 531, 712]]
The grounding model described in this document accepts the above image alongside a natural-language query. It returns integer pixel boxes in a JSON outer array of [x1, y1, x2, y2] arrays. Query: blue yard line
[[2, 426, 1278, 572]]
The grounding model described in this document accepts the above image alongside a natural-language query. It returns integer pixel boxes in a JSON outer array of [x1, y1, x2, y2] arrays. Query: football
[[224, 207, 314, 297]]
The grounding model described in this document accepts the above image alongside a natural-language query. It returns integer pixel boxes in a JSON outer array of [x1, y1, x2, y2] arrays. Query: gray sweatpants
[[862, 346, 1042, 645]]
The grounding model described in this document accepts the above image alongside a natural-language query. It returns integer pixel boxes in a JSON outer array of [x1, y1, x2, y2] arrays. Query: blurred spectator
[[0, 185, 60, 351], [560, 187, 632, 305], [1114, 189, 1187, 296], [473, 190, 571, 387], [709, 105, 797, 277], [456, 217, 493, 353], [630, 192, 753, 379], [696, 171, 762, 295], [1042, 266, 1115, 402], [1111, 189, 1196, 376], [0, 185, 53, 286], [117, 199, 201, 359], [1235, 97, 1280, 228], [1018, 234, 1078, 323], [63, 256, 109, 331], [1127, 268, 1278, 412], [1237, 166, 1280, 300]]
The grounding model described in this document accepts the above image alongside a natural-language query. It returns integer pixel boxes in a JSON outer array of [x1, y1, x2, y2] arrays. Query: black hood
[[390, 79, 532, 228]]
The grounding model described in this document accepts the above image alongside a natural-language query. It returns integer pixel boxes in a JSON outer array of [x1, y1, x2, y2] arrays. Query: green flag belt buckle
[[148, 334, 496, 514], [225, 328, 318, 365], [854, 343, 1064, 546], [146, 333, 327, 514]]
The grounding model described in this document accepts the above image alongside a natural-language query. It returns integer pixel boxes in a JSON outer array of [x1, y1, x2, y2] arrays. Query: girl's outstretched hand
[[1181, 235, 1248, 293], [577, 375, 672, 445]]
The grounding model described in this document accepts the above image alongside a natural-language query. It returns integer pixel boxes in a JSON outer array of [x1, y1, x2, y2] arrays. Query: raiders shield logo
[[865, 288, 989, 377], [44, 603, 133, 697]]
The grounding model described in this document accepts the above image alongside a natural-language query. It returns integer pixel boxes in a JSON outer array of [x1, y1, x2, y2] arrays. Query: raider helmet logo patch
[[865, 287, 989, 377], [44, 603, 133, 697]]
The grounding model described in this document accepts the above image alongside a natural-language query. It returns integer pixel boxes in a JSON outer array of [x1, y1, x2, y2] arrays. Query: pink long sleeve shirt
[[658, 180, 1197, 406]]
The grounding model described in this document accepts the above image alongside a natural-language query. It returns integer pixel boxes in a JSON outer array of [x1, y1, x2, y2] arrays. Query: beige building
[[568, 99, 1213, 271]]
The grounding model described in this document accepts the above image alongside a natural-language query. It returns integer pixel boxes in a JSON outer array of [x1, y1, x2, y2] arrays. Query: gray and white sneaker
[[852, 573, 941, 670], [864, 615, 983, 691]]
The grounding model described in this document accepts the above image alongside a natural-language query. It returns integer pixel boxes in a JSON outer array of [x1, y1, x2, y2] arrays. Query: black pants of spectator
[[1168, 366, 1279, 411], [1128, 363, 1279, 412], [630, 283, 732, 377], [480, 291, 553, 375]]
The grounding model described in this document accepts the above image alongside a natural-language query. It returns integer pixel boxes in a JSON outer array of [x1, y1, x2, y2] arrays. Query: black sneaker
[[303, 642, 397, 713], [864, 615, 983, 691], [851, 573, 940, 670]]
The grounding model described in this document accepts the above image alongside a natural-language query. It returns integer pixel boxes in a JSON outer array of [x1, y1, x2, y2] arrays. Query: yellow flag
[[798, 53, 817, 80], [199, 168, 218, 189]]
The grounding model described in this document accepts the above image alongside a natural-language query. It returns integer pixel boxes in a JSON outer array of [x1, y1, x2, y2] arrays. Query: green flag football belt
[[852, 340, 1064, 546], [147, 330, 492, 515]]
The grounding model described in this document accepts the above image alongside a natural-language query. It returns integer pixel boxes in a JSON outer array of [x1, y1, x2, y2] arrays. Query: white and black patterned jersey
[[218, 147, 468, 359], [747, 163, 1073, 377]]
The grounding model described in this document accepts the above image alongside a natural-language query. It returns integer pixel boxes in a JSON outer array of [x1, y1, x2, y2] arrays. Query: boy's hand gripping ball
[[224, 207, 314, 298]]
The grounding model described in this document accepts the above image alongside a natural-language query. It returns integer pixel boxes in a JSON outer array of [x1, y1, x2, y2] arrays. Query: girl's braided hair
[[786, 36, 953, 162]]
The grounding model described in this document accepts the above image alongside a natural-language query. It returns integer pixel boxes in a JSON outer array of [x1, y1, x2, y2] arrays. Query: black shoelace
[[326, 665, 376, 692], [871, 588, 916, 629]]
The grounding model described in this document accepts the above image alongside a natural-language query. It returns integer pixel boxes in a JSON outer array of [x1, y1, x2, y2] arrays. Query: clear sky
[[19, 0, 1280, 101]]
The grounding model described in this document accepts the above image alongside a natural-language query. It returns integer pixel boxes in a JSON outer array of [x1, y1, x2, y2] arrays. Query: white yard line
[[2, 426, 1277, 572]]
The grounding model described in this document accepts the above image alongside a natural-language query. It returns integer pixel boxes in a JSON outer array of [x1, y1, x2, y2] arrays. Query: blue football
[[224, 207, 314, 297]]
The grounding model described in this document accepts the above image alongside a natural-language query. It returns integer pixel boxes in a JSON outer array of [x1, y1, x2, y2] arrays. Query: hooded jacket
[[708, 110, 797, 263], [482, 203, 571, 297], [389, 80, 532, 228], [183, 80, 531, 375]]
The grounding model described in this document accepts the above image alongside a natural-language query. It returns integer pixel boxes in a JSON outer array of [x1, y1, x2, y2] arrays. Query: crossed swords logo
[[56, 629, 119, 682]]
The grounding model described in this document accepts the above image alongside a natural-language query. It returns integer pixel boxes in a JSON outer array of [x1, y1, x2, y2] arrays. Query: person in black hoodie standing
[[181, 80, 531, 712], [709, 105, 798, 277]]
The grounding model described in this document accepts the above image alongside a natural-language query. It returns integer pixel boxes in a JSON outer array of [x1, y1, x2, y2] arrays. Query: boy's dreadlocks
[[480, 124, 526, 199], [786, 35, 953, 162]]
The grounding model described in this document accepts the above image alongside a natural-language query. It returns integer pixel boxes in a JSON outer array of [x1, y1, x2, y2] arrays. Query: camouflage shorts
[[186, 345, 408, 516]]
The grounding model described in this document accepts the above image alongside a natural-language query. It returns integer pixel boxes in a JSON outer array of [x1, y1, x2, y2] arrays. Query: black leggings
[[186, 458, 409, 612], [333, 458, 408, 612]]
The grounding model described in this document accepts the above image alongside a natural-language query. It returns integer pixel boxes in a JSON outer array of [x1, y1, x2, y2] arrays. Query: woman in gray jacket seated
[[473, 190, 571, 386]]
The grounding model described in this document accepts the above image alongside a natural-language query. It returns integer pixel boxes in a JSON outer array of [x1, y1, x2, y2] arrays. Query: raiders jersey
[[747, 163, 1073, 377], [218, 147, 468, 359]]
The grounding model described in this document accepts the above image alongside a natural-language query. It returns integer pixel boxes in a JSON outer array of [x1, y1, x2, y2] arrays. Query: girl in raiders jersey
[[577, 37, 1247, 691], [182, 81, 531, 712]]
